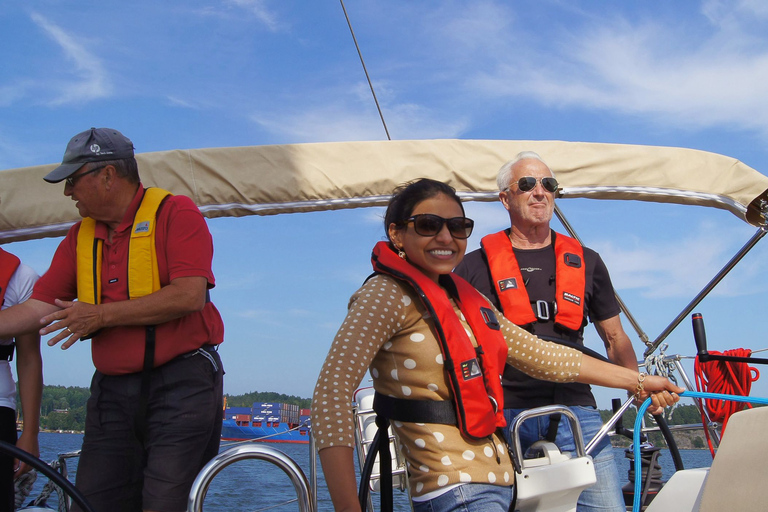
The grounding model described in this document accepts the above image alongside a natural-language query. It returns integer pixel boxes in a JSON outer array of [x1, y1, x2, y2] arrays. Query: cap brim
[[44, 162, 85, 183]]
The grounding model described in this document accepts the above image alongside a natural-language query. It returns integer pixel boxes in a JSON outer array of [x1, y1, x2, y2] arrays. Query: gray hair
[[496, 151, 555, 191]]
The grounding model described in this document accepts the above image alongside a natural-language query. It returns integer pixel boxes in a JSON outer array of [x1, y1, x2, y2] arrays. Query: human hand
[[40, 299, 102, 349], [636, 374, 684, 414], [14, 430, 39, 477]]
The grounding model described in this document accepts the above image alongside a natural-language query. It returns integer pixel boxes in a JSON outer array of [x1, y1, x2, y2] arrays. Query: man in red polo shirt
[[0, 128, 225, 512]]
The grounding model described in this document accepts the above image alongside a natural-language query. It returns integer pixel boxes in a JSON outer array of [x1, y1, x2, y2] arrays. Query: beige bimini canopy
[[1, 139, 767, 243]]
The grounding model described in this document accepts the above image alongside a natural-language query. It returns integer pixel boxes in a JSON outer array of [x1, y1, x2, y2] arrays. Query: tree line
[[17, 385, 313, 431]]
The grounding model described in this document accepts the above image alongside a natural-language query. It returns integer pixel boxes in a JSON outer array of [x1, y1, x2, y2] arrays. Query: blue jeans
[[504, 406, 625, 512], [412, 484, 514, 512]]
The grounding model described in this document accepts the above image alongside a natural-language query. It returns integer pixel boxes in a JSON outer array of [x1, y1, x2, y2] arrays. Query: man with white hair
[[455, 151, 638, 512]]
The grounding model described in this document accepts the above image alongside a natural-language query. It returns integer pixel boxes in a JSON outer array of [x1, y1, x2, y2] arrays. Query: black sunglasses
[[66, 165, 107, 187], [404, 214, 474, 239], [513, 176, 559, 193]]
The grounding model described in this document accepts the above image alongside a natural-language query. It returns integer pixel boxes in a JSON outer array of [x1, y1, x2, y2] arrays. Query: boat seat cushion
[[698, 406, 768, 512]]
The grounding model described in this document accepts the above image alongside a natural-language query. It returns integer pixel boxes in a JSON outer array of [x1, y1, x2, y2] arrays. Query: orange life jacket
[[0, 248, 21, 306], [481, 230, 585, 331], [371, 241, 507, 440]]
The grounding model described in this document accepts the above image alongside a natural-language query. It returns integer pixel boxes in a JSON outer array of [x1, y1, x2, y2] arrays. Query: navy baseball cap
[[44, 127, 135, 183]]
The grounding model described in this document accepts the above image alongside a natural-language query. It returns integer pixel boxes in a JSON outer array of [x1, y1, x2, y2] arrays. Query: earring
[[397, 247, 407, 259]]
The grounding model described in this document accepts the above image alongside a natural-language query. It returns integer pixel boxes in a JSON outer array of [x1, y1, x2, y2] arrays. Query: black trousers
[[0, 406, 17, 512]]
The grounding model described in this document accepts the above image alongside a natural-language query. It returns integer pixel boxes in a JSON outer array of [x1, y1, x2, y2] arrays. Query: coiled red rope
[[694, 348, 759, 455]]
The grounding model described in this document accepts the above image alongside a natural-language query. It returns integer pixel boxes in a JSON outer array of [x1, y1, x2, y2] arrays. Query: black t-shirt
[[454, 231, 621, 408]]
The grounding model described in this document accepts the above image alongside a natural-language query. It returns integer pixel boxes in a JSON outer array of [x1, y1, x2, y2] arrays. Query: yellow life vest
[[76, 188, 172, 304]]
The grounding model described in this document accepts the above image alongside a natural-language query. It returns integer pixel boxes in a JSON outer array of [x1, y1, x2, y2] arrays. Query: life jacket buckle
[[535, 300, 550, 321]]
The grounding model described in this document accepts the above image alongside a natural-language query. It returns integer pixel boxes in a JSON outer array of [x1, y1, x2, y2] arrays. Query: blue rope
[[631, 391, 768, 512]]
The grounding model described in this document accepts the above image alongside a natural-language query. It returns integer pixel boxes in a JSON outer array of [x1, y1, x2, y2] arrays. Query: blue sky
[[3, 0, 768, 409]]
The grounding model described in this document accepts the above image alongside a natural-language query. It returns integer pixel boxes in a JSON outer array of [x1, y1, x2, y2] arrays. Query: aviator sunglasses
[[404, 214, 475, 239], [512, 176, 559, 193]]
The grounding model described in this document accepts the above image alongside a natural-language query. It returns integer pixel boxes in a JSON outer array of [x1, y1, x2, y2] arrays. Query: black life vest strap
[[0, 343, 14, 362], [134, 325, 156, 443], [373, 391, 457, 426]]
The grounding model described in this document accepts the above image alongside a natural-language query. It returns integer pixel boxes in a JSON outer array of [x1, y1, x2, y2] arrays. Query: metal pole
[[643, 226, 767, 357], [187, 444, 313, 512]]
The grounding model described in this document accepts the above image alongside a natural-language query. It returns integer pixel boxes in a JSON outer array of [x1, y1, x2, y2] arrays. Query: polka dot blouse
[[311, 274, 582, 497]]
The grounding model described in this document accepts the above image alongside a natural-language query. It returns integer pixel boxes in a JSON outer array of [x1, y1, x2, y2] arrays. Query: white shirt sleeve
[[2, 263, 39, 310]]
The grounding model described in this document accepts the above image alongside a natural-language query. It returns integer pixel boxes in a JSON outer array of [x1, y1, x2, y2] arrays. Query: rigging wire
[[339, 0, 391, 141]]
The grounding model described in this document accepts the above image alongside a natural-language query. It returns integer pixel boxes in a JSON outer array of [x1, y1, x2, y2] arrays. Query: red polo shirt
[[32, 184, 224, 375]]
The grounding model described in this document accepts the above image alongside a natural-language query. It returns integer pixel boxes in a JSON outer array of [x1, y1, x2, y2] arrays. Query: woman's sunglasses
[[513, 176, 559, 193], [404, 214, 474, 239]]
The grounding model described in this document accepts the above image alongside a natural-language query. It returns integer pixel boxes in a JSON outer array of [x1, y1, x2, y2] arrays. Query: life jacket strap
[[373, 391, 458, 426], [0, 343, 14, 361], [134, 325, 156, 444]]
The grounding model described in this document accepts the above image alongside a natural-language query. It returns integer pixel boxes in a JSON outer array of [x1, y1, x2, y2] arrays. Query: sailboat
[[3, 138, 768, 511]]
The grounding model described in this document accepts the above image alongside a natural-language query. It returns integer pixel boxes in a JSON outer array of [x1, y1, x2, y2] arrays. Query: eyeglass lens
[[517, 176, 558, 193], [66, 165, 105, 186], [409, 214, 474, 239]]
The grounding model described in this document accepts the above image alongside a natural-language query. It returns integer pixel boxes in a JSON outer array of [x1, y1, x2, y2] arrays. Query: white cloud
[[252, 97, 468, 142], [227, 0, 280, 30], [469, 4, 768, 138], [593, 221, 766, 299], [165, 96, 201, 109], [29, 12, 111, 105], [196, 0, 281, 31]]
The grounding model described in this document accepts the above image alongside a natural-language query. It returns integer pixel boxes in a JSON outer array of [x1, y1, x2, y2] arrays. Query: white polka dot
[[415, 438, 426, 448], [419, 465, 429, 473], [427, 383, 439, 391], [488, 472, 496, 483], [371, 368, 379, 378], [402, 296, 412, 307], [383, 341, 393, 350], [416, 482, 424, 493], [459, 312, 466, 321], [441, 456, 452, 465], [391, 369, 399, 380], [483, 446, 494, 457], [401, 386, 412, 396], [459, 471, 472, 482], [394, 421, 403, 428], [462, 450, 475, 461], [504, 472, 510, 483], [433, 432, 445, 442], [410, 332, 425, 342], [404, 359, 416, 369], [437, 475, 449, 486], [435, 354, 444, 365]]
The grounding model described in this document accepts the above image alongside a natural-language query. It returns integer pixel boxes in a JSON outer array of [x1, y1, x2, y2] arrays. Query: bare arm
[[594, 315, 638, 371], [497, 307, 682, 408], [318, 447, 362, 512], [577, 355, 683, 408], [41, 276, 209, 349], [0, 299, 61, 338], [14, 330, 42, 476]]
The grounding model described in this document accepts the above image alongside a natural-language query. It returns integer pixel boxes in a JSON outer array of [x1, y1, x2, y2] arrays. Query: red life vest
[[0, 248, 21, 306], [371, 241, 507, 440], [481, 230, 585, 331]]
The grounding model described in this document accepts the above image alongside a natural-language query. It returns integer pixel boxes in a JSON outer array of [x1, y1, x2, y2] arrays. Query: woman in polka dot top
[[312, 178, 682, 512]]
